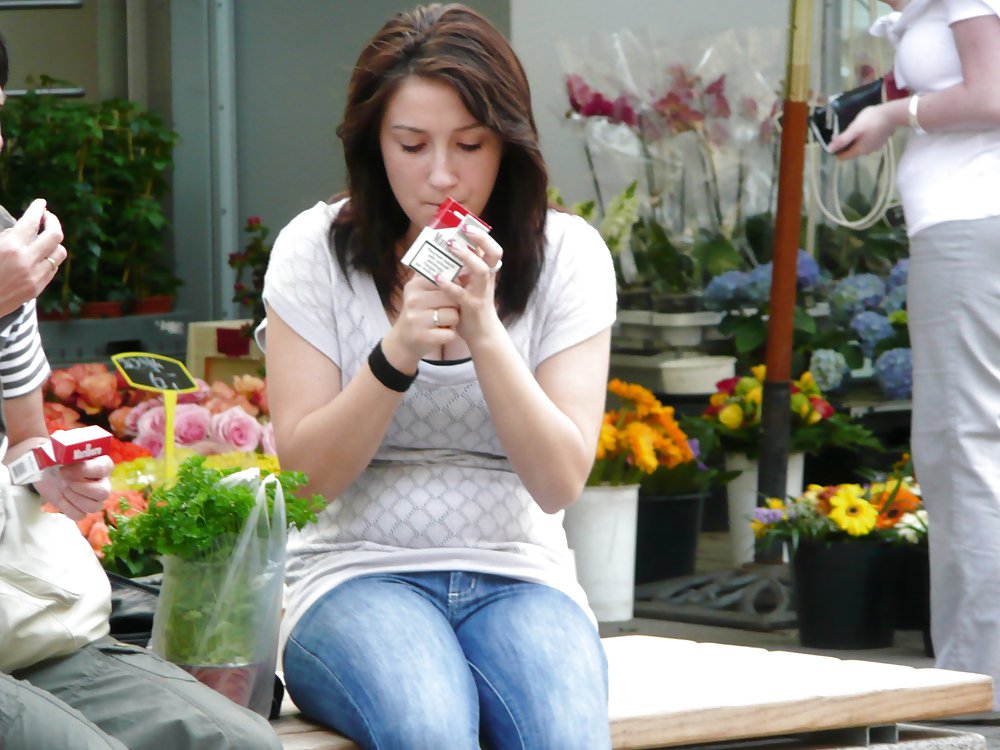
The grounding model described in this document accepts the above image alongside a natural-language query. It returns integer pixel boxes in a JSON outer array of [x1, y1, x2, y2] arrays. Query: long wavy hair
[[331, 3, 548, 319]]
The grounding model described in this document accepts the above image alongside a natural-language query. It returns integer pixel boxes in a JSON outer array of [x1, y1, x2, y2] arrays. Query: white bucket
[[724, 452, 804, 566], [659, 355, 736, 395], [563, 484, 639, 622]]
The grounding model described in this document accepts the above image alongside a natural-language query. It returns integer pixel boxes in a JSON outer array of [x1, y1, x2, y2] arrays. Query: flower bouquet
[[751, 460, 925, 649], [700, 365, 882, 459], [590, 378, 695, 486], [750, 472, 923, 549]]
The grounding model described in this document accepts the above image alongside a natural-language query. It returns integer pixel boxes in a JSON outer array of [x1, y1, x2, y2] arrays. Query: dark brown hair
[[332, 3, 547, 319], [0, 31, 8, 89]]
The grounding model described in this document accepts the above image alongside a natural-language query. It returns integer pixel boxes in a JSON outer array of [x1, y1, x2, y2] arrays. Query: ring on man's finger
[[488, 259, 502, 273], [45, 256, 58, 272]]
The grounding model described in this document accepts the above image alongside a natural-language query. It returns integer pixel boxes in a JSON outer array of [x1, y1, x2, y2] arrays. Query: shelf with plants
[[0, 76, 182, 320]]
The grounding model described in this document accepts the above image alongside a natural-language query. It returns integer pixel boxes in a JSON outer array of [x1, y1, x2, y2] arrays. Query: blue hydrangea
[[809, 348, 849, 392], [887, 259, 909, 292], [796, 249, 821, 290], [703, 270, 749, 311], [744, 263, 773, 306], [874, 347, 913, 400], [850, 311, 894, 357], [881, 284, 907, 314], [830, 274, 887, 324]]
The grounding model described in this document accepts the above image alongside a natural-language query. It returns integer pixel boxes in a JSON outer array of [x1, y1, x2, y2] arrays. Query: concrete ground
[[601, 530, 1000, 749]]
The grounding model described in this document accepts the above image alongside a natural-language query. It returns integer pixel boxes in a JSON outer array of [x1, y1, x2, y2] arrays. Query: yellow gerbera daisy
[[828, 485, 878, 536]]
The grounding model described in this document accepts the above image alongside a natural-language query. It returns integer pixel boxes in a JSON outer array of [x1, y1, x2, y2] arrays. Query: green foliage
[[0, 77, 181, 312], [104, 456, 323, 570]]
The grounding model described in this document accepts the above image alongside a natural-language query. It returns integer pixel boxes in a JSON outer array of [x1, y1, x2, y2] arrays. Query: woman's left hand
[[435, 225, 504, 339]]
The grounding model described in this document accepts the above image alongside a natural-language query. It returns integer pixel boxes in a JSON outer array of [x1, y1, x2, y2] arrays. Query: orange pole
[[756, 0, 814, 564]]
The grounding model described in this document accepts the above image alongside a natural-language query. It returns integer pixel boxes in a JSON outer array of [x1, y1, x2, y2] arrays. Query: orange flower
[[76, 371, 124, 414], [47, 369, 78, 401], [871, 480, 921, 529], [44, 402, 83, 431], [108, 406, 132, 438], [87, 520, 111, 558]]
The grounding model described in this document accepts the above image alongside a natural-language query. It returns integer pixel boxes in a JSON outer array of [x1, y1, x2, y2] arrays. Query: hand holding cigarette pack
[[400, 198, 491, 284], [8, 425, 114, 485]]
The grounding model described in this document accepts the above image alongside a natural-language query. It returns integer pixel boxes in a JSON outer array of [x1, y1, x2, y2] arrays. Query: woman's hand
[[434, 225, 504, 340], [830, 101, 902, 159], [382, 274, 460, 370]]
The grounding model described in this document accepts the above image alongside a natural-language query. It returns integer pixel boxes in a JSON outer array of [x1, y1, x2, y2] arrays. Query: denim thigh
[[283, 573, 480, 749], [283, 572, 610, 750]]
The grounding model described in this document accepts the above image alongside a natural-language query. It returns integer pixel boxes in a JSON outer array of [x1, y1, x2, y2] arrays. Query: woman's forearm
[[470, 321, 610, 514]]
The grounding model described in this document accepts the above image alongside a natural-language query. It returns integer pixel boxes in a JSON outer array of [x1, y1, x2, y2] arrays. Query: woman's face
[[379, 75, 502, 245]]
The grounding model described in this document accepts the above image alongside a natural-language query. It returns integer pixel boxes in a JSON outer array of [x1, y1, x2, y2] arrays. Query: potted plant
[[751, 462, 922, 649], [635, 427, 736, 584], [563, 379, 694, 621], [0, 76, 181, 317], [695, 364, 883, 565], [103, 456, 323, 714]]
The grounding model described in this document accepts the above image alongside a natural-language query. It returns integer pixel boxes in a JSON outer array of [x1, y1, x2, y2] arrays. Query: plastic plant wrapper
[[150, 468, 286, 717], [559, 27, 786, 280]]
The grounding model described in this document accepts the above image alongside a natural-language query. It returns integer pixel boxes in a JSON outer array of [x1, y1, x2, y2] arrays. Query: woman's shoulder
[[276, 199, 346, 245], [542, 207, 612, 264]]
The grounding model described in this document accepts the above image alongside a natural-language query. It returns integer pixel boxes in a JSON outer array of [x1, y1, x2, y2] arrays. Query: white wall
[[512, 0, 789, 205]]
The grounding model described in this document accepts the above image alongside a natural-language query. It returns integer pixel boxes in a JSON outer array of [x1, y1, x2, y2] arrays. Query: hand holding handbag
[[810, 72, 909, 152]]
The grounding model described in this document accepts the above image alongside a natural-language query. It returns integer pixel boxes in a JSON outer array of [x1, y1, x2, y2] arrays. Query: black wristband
[[368, 340, 417, 392]]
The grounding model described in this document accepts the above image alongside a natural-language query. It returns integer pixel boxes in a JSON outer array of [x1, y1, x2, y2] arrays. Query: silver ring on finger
[[432, 308, 445, 327], [488, 259, 502, 274]]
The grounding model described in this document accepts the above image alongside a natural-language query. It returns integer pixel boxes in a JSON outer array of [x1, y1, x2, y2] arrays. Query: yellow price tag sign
[[111, 352, 200, 479]]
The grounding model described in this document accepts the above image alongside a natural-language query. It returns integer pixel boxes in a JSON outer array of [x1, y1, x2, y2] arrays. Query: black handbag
[[810, 73, 908, 152]]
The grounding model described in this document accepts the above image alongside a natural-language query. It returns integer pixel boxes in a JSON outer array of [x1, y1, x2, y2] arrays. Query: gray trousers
[[0, 637, 281, 750], [908, 214, 1000, 711]]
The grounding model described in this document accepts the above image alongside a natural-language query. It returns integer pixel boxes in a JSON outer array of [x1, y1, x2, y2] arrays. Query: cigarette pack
[[400, 198, 491, 284], [8, 425, 114, 485]]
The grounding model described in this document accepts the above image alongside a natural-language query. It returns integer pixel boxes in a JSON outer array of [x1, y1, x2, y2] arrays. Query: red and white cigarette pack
[[400, 198, 491, 284], [8, 425, 114, 485]]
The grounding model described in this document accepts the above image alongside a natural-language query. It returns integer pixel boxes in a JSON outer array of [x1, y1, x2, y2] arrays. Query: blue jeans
[[283, 571, 611, 750]]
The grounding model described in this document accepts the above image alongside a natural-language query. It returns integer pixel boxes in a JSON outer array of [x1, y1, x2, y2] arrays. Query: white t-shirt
[[260, 200, 617, 648], [873, 0, 1000, 235]]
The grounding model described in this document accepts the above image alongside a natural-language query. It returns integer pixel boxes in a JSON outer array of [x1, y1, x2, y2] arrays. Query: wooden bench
[[272, 634, 993, 750]]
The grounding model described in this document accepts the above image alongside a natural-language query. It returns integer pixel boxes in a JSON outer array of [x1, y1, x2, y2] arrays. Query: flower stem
[[583, 141, 606, 217]]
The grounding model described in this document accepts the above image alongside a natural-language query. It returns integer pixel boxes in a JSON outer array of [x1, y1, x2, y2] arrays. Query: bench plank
[[274, 635, 993, 750]]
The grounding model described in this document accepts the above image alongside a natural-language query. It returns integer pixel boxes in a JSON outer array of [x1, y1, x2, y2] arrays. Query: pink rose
[[178, 379, 210, 405], [133, 429, 164, 458], [260, 421, 276, 455], [173, 404, 212, 446], [135, 404, 166, 437], [210, 406, 262, 452]]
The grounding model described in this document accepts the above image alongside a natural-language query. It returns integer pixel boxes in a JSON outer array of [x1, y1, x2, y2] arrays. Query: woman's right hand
[[381, 274, 458, 371], [830, 101, 902, 159]]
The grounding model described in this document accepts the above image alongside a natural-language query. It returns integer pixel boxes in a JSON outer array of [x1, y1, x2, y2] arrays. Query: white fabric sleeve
[[944, 0, 1000, 22], [534, 214, 617, 366], [259, 202, 343, 367]]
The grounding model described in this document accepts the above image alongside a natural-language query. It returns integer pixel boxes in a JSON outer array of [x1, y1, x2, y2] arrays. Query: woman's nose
[[428, 150, 458, 190]]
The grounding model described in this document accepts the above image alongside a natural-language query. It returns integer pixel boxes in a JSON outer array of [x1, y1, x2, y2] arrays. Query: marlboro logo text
[[72, 444, 103, 461]]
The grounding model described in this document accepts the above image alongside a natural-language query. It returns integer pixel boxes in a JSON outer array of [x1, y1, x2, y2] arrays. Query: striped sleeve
[[0, 300, 51, 398]]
